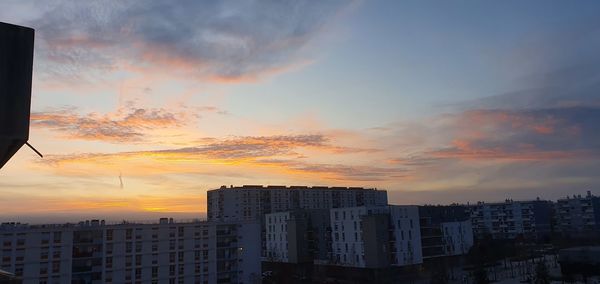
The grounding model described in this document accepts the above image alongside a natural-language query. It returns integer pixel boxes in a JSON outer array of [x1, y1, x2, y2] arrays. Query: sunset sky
[[2, 0, 600, 222]]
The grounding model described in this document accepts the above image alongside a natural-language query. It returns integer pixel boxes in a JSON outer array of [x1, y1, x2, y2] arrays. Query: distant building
[[555, 191, 600, 236], [0, 219, 260, 284], [418, 205, 473, 258], [207, 185, 388, 222], [468, 199, 552, 240]]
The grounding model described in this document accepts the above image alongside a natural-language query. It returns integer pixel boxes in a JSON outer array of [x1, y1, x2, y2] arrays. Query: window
[[106, 229, 113, 241], [52, 261, 60, 273], [126, 229, 133, 240]]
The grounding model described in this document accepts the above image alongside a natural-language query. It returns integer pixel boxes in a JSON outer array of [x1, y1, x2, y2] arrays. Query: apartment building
[[264, 209, 330, 263], [555, 191, 600, 235], [0, 219, 260, 284], [418, 205, 473, 258], [207, 185, 388, 221], [468, 199, 552, 239], [388, 205, 423, 266], [440, 221, 473, 256], [329, 205, 422, 268]]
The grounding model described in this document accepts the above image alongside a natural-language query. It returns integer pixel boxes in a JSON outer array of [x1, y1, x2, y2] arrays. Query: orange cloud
[[30, 105, 210, 143]]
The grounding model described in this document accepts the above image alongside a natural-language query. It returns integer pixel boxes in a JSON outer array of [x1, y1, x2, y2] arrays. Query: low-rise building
[[0, 219, 261, 284]]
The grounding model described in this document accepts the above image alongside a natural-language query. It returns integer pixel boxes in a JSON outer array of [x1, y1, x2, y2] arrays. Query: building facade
[[440, 221, 473, 256], [207, 185, 388, 222], [555, 192, 600, 235], [418, 205, 473, 258], [468, 199, 552, 240], [264, 209, 330, 264], [329, 205, 422, 268], [0, 219, 260, 284]]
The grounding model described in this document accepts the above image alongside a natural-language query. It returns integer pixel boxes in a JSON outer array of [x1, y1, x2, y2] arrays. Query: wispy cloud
[[34, 134, 391, 182], [31, 107, 182, 142], [9, 0, 353, 83], [30, 105, 223, 142], [424, 107, 600, 161]]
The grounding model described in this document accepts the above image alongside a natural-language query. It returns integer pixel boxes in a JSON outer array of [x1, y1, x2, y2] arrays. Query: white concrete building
[[207, 185, 388, 222], [264, 209, 331, 264], [329, 206, 422, 268], [389, 205, 422, 266], [264, 212, 291, 262], [0, 219, 261, 284], [440, 220, 473, 256]]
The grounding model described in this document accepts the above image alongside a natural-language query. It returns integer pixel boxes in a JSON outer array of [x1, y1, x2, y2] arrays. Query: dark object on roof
[[0, 22, 34, 169]]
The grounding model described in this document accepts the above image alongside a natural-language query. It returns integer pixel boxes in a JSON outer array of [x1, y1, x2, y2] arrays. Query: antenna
[[25, 142, 43, 158]]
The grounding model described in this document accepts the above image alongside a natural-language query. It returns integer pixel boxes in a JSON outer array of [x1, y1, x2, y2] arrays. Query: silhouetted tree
[[473, 264, 490, 284], [534, 262, 550, 284]]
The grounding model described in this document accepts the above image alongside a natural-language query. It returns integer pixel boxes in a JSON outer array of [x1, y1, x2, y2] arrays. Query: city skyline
[[2, 0, 600, 222]]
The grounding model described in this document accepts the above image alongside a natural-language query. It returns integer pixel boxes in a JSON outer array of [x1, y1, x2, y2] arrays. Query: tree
[[473, 264, 490, 284], [534, 262, 550, 284]]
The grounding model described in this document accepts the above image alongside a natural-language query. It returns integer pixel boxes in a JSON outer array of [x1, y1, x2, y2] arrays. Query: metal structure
[[0, 22, 35, 169]]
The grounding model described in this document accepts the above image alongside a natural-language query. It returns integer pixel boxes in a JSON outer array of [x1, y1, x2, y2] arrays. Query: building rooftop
[[0, 218, 261, 232], [216, 185, 382, 191]]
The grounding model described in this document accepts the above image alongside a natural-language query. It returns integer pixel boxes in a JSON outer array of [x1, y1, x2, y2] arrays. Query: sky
[[1, 0, 600, 223]]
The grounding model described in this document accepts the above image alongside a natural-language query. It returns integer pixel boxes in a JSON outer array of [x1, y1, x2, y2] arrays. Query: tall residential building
[[264, 209, 330, 264], [468, 199, 552, 240], [0, 219, 261, 284], [207, 185, 388, 222], [555, 191, 600, 235], [329, 205, 422, 268], [418, 205, 473, 258]]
